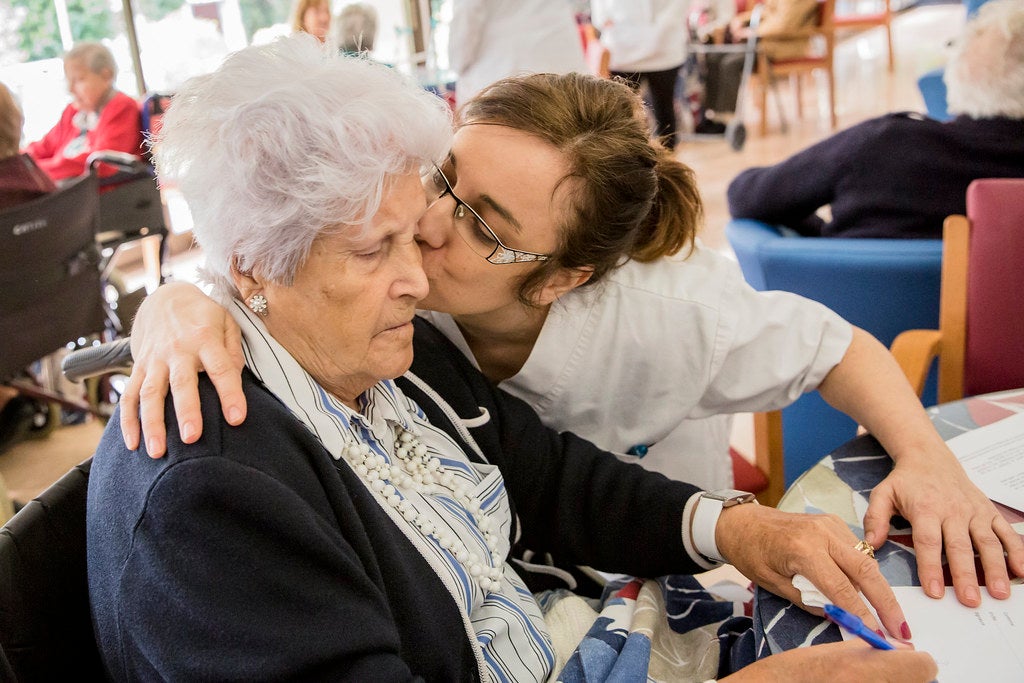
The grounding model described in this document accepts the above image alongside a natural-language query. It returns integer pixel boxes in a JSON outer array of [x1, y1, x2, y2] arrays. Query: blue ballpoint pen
[[823, 604, 894, 650]]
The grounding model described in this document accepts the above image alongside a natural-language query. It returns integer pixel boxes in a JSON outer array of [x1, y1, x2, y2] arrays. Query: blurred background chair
[[752, 0, 837, 136], [0, 459, 103, 680], [726, 218, 942, 504], [833, 0, 894, 71], [892, 178, 1024, 403], [0, 172, 106, 449], [0, 173, 105, 383]]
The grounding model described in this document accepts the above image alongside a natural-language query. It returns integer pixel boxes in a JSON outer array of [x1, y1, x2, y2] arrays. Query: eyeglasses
[[423, 164, 551, 265]]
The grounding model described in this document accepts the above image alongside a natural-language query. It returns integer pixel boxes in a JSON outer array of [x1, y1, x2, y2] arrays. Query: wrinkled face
[[258, 172, 428, 405], [64, 58, 112, 113], [417, 124, 572, 316], [302, 2, 332, 41]]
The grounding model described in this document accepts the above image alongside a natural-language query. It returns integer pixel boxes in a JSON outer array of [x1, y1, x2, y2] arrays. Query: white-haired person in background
[[24, 42, 142, 182], [86, 35, 938, 681], [335, 2, 378, 55], [727, 0, 1024, 239]]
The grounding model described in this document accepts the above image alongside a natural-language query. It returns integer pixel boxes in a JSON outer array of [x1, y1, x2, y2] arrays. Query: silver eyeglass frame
[[426, 164, 551, 265]]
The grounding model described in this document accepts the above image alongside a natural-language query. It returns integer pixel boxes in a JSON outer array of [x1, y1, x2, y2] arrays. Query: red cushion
[[730, 447, 769, 493], [964, 178, 1024, 396]]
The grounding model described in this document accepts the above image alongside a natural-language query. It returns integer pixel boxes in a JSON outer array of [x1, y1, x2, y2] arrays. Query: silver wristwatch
[[691, 489, 758, 564]]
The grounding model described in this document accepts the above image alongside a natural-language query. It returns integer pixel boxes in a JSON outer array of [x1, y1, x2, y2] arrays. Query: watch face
[[707, 489, 757, 506], [722, 492, 757, 507]]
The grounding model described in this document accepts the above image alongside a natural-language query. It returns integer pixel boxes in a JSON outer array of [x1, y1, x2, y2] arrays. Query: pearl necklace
[[341, 426, 504, 594]]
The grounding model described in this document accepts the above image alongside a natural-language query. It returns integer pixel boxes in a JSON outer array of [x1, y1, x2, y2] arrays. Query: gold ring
[[854, 540, 875, 559]]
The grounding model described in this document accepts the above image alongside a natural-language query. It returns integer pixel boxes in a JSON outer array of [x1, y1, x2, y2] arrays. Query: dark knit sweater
[[88, 317, 700, 681], [727, 113, 1024, 239]]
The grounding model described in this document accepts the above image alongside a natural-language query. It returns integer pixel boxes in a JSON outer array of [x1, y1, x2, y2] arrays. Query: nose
[[395, 236, 430, 301], [415, 197, 453, 250]]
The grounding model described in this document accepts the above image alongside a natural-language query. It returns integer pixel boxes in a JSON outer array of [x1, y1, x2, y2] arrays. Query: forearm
[[817, 327, 948, 464], [489, 384, 702, 576]]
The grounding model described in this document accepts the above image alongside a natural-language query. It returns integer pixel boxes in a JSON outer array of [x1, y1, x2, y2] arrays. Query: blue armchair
[[725, 219, 943, 503]]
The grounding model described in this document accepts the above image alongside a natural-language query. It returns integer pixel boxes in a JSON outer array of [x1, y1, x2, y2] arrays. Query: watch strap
[[691, 489, 757, 564]]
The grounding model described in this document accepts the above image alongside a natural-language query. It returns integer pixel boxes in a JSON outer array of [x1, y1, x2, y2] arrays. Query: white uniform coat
[[591, 0, 692, 73], [448, 0, 587, 104], [419, 244, 852, 490]]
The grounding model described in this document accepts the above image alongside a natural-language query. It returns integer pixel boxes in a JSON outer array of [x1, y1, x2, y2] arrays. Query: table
[[754, 388, 1024, 656]]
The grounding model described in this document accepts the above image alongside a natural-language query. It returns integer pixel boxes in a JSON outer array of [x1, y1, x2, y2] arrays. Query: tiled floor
[[0, 3, 967, 512]]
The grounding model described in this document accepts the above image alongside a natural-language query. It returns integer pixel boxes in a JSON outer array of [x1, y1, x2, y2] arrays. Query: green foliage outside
[[2, 0, 293, 64], [240, 0, 289, 42], [2, 0, 114, 62]]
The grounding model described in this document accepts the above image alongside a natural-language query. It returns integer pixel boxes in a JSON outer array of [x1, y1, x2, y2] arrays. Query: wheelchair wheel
[[85, 372, 128, 422], [727, 122, 746, 151], [26, 400, 61, 439]]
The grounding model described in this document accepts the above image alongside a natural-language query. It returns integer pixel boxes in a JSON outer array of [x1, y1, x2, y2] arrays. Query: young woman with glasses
[[122, 71, 1023, 611]]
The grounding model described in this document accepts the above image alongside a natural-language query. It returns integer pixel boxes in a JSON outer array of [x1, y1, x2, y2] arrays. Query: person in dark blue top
[[727, 0, 1024, 239]]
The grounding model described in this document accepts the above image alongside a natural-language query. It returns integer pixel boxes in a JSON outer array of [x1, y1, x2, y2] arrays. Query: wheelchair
[[0, 151, 168, 453]]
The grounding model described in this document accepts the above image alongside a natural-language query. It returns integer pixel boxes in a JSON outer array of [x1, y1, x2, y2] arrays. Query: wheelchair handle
[[62, 338, 134, 382], [87, 150, 151, 175]]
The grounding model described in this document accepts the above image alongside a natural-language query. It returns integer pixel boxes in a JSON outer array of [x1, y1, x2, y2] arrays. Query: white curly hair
[[155, 34, 452, 297], [946, 0, 1024, 119]]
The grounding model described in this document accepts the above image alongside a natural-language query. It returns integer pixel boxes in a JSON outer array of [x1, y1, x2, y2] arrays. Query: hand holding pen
[[824, 603, 894, 650]]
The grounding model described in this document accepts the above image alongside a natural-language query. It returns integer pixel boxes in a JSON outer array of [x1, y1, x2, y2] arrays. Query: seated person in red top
[[24, 42, 143, 183], [0, 81, 55, 210]]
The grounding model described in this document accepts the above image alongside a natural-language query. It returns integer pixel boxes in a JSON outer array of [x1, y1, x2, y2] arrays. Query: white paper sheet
[[945, 411, 1024, 513], [839, 587, 1024, 682]]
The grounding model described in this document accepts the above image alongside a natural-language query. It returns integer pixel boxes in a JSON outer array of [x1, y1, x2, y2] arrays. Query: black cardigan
[[88, 317, 700, 681]]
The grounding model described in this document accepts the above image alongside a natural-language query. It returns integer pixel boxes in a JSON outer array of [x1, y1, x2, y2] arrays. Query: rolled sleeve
[[696, 268, 853, 416]]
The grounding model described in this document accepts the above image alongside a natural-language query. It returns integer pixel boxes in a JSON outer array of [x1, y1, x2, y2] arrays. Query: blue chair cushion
[[918, 69, 951, 122], [726, 219, 943, 485]]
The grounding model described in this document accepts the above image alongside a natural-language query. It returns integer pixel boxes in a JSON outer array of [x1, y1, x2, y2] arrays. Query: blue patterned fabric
[[550, 575, 757, 682]]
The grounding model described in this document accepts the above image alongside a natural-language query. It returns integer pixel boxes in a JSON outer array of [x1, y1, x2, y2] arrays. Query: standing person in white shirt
[[591, 0, 691, 148], [447, 0, 587, 104], [122, 71, 1024, 611]]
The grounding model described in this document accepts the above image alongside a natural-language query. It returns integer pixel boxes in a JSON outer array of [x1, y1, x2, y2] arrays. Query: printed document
[[841, 587, 1024, 681], [945, 411, 1024, 513]]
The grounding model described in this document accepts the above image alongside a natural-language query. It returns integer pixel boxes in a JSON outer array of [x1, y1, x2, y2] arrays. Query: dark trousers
[[611, 66, 681, 150]]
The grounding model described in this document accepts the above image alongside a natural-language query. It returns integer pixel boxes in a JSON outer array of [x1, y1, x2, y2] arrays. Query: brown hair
[[290, 0, 330, 34], [460, 72, 703, 305], [0, 82, 23, 159]]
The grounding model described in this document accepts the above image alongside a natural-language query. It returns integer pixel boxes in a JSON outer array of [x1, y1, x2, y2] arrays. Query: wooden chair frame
[[891, 214, 970, 402], [752, 0, 838, 136], [833, 0, 894, 72]]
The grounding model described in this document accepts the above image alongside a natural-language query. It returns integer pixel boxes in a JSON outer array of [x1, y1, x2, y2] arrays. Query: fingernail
[[146, 438, 160, 457], [964, 585, 980, 604], [991, 579, 1009, 598], [900, 621, 911, 640], [182, 421, 195, 442], [927, 579, 943, 598], [875, 629, 886, 638], [229, 406, 243, 424]]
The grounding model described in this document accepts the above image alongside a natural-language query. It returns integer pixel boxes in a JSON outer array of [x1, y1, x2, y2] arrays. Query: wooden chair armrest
[[759, 26, 827, 42], [753, 410, 784, 507], [890, 329, 942, 398]]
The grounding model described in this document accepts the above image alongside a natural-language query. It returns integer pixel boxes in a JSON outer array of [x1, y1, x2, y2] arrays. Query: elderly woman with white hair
[[24, 42, 142, 182], [86, 36, 938, 681]]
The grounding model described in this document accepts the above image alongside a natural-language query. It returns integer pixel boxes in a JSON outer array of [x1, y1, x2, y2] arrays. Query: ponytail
[[630, 151, 702, 262]]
